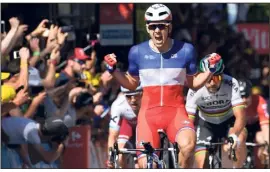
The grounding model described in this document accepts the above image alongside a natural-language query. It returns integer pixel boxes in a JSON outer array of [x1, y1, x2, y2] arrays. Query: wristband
[[33, 51, 40, 57], [20, 62, 28, 68], [49, 59, 58, 66]]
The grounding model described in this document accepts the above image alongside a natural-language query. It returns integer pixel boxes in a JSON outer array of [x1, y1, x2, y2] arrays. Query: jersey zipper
[[160, 53, 163, 106]]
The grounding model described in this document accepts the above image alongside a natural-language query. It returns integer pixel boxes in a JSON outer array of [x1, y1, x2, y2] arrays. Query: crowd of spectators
[[1, 17, 116, 168]]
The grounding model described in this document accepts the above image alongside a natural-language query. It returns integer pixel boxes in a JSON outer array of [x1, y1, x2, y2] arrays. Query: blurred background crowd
[[1, 3, 269, 168]]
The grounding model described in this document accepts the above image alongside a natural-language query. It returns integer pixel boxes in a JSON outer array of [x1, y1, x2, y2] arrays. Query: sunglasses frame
[[147, 23, 169, 31], [73, 58, 86, 65], [210, 75, 223, 84]]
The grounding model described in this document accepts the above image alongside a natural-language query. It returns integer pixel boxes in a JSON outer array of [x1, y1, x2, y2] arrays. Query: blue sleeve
[[128, 45, 139, 76], [185, 43, 198, 76]]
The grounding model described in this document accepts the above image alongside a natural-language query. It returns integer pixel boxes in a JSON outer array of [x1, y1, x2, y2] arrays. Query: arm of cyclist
[[107, 103, 121, 153], [106, 103, 122, 168], [104, 46, 140, 91], [230, 106, 246, 136], [257, 96, 269, 144], [186, 71, 213, 90], [186, 53, 222, 90], [186, 89, 198, 123], [108, 129, 119, 153], [229, 79, 246, 146], [113, 71, 140, 91], [260, 125, 269, 145]]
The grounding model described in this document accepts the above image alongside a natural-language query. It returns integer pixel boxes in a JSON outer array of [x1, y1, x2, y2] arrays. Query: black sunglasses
[[148, 24, 167, 30], [241, 93, 250, 99], [73, 59, 86, 65]]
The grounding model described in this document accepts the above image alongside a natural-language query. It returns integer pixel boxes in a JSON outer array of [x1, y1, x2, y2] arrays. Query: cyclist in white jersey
[[107, 85, 142, 168], [185, 55, 247, 168]]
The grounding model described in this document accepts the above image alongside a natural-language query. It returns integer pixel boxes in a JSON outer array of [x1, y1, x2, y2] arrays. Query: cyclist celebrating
[[239, 79, 269, 168], [107, 85, 142, 168], [186, 56, 247, 168], [104, 4, 222, 168]]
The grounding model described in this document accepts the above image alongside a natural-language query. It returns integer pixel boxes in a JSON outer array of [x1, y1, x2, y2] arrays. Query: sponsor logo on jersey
[[144, 55, 156, 60], [171, 54, 177, 59], [201, 94, 229, 101], [203, 99, 230, 106], [110, 116, 118, 123]]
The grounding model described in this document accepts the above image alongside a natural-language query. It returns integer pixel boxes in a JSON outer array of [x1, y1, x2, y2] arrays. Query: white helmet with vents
[[145, 4, 172, 23], [121, 85, 142, 96]]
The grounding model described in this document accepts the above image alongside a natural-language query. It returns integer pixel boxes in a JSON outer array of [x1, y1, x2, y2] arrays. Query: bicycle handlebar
[[197, 138, 237, 162], [196, 140, 227, 146], [246, 142, 269, 147], [118, 147, 176, 154]]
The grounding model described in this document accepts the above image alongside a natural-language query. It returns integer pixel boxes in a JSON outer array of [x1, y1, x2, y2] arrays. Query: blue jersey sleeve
[[185, 43, 198, 76], [128, 45, 139, 76]]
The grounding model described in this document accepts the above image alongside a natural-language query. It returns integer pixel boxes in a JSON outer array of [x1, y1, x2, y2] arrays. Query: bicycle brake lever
[[232, 149, 238, 161], [113, 142, 119, 154], [142, 142, 154, 154]]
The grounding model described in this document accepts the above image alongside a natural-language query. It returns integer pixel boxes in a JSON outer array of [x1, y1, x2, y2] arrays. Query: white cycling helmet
[[121, 85, 143, 96], [145, 4, 172, 23]]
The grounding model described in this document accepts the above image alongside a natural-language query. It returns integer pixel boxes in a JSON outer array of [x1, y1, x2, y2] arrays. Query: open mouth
[[155, 36, 163, 44], [131, 104, 137, 109]]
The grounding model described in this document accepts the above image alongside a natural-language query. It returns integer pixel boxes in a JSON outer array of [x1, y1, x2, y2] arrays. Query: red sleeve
[[257, 96, 269, 125]]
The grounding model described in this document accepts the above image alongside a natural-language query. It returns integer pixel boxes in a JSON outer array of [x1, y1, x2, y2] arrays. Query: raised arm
[[1, 17, 19, 55], [41, 47, 60, 89], [18, 47, 30, 91], [187, 51, 222, 90], [104, 45, 140, 90]]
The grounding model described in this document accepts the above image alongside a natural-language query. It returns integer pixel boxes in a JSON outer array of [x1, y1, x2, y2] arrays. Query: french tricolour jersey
[[186, 74, 245, 124], [109, 94, 137, 131], [128, 40, 197, 109]]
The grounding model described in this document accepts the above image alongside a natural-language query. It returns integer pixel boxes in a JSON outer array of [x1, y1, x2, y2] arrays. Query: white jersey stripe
[[139, 68, 186, 87]]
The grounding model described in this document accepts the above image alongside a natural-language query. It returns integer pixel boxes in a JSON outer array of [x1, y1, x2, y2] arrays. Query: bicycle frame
[[197, 137, 237, 169], [108, 129, 179, 169], [158, 129, 179, 169], [111, 143, 176, 168], [244, 142, 269, 169]]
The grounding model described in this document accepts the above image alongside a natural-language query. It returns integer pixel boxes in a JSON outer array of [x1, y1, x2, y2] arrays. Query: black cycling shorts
[[246, 122, 261, 142], [195, 116, 235, 153]]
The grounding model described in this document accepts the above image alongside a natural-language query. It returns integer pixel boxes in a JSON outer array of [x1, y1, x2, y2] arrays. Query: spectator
[[2, 116, 68, 164], [54, 47, 88, 87], [1, 47, 30, 103]]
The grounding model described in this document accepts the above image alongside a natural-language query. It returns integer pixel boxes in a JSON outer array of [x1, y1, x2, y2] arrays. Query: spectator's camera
[[30, 86, 45, 97], [13, 51, 20, 59], [42, 20, 53, 37], [61, 25, 74, 33], [1, 20, 5, 33], [45, 20, 53, 28], [86, 33, 99, 41]]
